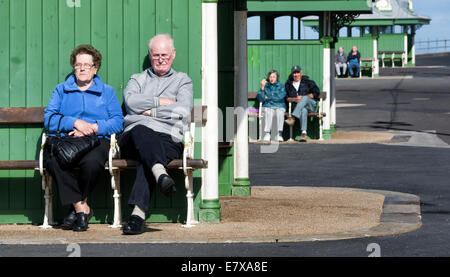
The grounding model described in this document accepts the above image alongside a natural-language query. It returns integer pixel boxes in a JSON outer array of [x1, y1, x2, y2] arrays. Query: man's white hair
[[148, 34, 175, 54]]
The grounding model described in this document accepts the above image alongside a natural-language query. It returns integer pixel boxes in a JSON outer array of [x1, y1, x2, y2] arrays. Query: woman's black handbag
[[45, 113, 100, 167]]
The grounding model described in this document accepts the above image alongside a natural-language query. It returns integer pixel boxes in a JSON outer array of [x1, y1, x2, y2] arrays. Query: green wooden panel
[[123, 0, 141, 85], [0, 0, 204, 224], [139, 0, 156, 66], [26, 0, 43, 107], [0, 0, 10, 210], [59, 0, 76, 81], [10, 0, 26, 108], [42, 0, 59, 105], [75, 0, 92, 45], [156, 0, 172, 34], [248, 41, 324, 92], [91, 0, 108, 81], [378, 34, 405, 52]]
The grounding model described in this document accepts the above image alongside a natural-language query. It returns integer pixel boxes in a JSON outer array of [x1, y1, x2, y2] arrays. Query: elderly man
[[284, 66, 320, 142], [335, 46, 348, 78], [347, 45, 361, 78], [119, 34, 194, 235]]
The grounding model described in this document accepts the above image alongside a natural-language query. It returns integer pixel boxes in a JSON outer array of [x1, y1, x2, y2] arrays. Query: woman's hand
[[68, 129, 85, 137], [260, 79, 267, 90], [73, 119, 97, 136]]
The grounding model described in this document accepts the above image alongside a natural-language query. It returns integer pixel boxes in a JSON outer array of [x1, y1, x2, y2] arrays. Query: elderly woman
[[44, 45, 124, 232], [257, 70, 287, 142]]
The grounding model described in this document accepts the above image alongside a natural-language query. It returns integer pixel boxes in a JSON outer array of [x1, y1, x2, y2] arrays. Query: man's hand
[[73, 120, 97, 136], [142, 110, 152, 116], [296, 95, 302, 103], [159, 97, 176, 106], [308, 93, 314, 99]]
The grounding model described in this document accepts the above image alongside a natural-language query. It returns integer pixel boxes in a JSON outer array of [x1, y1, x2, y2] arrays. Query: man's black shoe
[[158, 174, 176, 197], [122, 215, 145, 235]]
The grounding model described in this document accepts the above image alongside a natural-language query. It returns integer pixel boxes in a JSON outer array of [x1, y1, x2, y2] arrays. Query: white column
[[201, 2, 219, 205], [323, 47, 331, 133], [233, 10, 250, 195], [373, 36, 379, 75], [404, 28, 408, 67], [321, 12, 331, 138], [330, 45, 336, 131], [411, 25, 416, 65]]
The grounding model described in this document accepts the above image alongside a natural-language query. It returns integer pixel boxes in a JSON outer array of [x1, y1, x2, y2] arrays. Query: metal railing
[[416, 39, 450, 54]]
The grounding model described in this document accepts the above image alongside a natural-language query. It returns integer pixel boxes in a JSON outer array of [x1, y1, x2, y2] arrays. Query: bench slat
[[0, 107, 45, 124], [0, 161, 39, 170], [0, 159, 208, 170], [109, 159, 208, 169], [0, 106, 206, 125]]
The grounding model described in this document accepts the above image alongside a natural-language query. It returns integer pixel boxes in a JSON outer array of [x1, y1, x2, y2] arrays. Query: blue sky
[[248, 0, 450, 49], [414, 0, 450, 42]]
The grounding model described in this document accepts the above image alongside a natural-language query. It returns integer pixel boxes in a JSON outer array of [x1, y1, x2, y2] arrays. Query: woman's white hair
[[148, 34, 175, 54]]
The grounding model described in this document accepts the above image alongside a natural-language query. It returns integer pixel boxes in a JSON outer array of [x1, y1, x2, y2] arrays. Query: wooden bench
[[0, 106, 207, 229], [359, 58, 376, 78], [378, 51, 406, 68], [248, 91, 327, 141]]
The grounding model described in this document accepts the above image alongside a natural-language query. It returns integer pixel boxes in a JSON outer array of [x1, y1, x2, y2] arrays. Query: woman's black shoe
[[62, 208, 77, 229], [73, 209, 94, 232], [122, 215, 145, 235]]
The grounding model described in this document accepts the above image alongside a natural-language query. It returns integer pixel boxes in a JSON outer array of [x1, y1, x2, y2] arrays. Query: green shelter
[[0, 0, 250, 225], [303, 0, 431, 72], [246, 0, 374, 139]]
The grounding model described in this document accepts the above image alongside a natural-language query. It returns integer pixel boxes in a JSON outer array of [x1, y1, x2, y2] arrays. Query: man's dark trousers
[[118, 125, 183, 212]]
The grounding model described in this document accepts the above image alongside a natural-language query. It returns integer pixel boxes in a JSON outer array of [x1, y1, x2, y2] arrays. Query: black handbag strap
[[47, 113, 65, 135]]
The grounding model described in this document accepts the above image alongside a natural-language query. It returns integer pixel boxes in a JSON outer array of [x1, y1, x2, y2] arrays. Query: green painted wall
[[335, 37, 374, 59], [248, 40, 324, 93], [335, 36, 375, 76], [378, 34, 405, 52], [0, 0, 203, 224]]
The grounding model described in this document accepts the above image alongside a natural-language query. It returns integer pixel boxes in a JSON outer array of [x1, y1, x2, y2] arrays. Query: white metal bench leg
[[288, 102, 294, 142], [258, 103, 263, 141], [40, 173, 54, 229], [391, 53, 395, 68], [319, 99, 324, 141], [382, 53, 385, 68], [109, 170, 122, 228], [183, 170, 198, 228]]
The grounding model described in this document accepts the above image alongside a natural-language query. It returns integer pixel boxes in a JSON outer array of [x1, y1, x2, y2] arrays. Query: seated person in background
[[284, 66, 320, 142], [119, 34, 193, 235], [257, 70, 286, 142], [347, 45, 361, 78], [335, 46, 348, 78]]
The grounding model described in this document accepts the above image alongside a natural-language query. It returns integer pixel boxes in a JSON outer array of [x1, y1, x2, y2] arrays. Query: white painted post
[[320, 12, 332, 139], [233, 10, 251, 196], [411, 25, 416, 66], [200, 1, 220, 222], [372, 27, 380, 76], [403, 27, 408, 67], [330, 44, 336, 132]]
